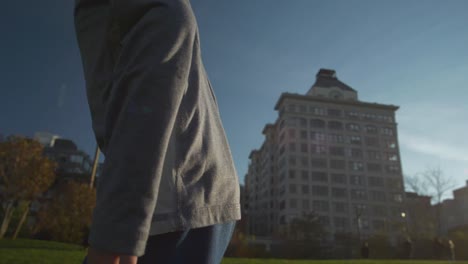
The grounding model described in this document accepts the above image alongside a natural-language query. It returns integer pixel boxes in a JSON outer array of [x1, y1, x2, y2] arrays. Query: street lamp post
[[89, 145, 100, 189], [401, 211, 409, 236]]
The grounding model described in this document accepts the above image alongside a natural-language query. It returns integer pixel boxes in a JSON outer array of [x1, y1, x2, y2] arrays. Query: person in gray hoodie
[[74, 0, 241, 263]]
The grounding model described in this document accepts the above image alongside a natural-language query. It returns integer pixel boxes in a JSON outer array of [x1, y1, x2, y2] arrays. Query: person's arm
[[77, 0, 198, 257]]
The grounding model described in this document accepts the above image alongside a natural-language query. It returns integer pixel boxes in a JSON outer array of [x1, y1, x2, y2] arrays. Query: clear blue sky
[[1, 1, 467, 194]]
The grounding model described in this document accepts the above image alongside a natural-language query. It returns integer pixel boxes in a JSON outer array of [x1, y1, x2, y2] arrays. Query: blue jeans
[[83, 222, 235, 264]]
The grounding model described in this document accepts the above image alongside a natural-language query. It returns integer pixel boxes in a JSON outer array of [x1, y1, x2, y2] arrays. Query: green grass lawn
[[1, 239, 467, 264]]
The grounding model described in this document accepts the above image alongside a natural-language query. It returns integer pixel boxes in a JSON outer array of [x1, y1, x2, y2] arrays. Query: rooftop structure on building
[[34, 132, 61, 147], [245, 68, 405, 241]]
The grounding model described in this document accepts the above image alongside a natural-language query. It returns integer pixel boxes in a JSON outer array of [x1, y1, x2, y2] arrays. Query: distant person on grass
[[361, 241, 369, 259], [448, 239, 455, 261], [403, 237, 412, 259], [74, 0, 241, 263]]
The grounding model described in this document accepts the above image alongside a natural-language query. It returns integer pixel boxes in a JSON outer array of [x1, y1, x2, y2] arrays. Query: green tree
[[36, 181, 95, 244], [0, 136, 56, 238]]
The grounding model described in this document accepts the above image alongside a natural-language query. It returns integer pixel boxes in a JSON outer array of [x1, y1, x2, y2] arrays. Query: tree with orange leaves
[[0, 136, 56, 238]]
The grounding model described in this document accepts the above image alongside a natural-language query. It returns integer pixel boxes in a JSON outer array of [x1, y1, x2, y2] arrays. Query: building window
[[311, 158, 327, 168], [302, 199, 310, 210], [332, 188, 347, 199], [287, 104, 297, 112], [288, 129, 296, 139], [279, 145, 286, 156], [280, 200, 286, 210], [346, 123, 360, 132], [289, 143, 296, 152], [346, 148, 363, 159], [384, 152, 399, 161], [300, 143, 308, 153], [347, 111, 360, 119], [311, 131, 327, 142], [349, 161, 364, 171], [367, 151, 381, 160], [368, 176, 384, 187], [382, 139, 397, 149], [359, 218, 370, 230], [373, 219, 386, 231], [381, 127, 394, 136], [302, 185, 309, 194], [280, 185, 286, 196], [367, 163, 382, 172], [299, 105, 307, 113], [312, 186, 329, 196], [310, 119, 326, 129], [353, 204, 368, 215], [372, 205, 387, 217], [288, 170, 296, 179], [286, 118, 298, 127], [328, 109, 342, 117], [298, 117, 307, 128], [328, 134, 345, 144], [392, 193, 403, 203], [328, 121, 343, 130], [280, 131, 286, 142], [279, 119, 286, 130], [330, 146, 345, 156], [313, 200, 329, 212], [289, 156, 297, 166], [301, 170, 309, 181], [289, 184, 297, 194], [363, 113, 374, 121], [300, 130, 308, 139], [334, 202, 348, 213], [310, 107, 326, 116], [331, 173, 346, 184], [365, 137, 380, 147], [311, 144, 327, 155], [319, 216, 330, 226], [370, 191, 386, 202], [385, 165, 400, 174], [334, 217, 349, 229], [351, 189, 367, 200], [330, 159, 346, 170], [300, 156, 308, 167], [70, 155, 84, 164], [279, 215, 286, 225], [290, 199, 297, 209], [386, 178, 403, 190], [349, 174, 366, 186], [365, 125, 378, 134], [311, 171, 328, 182], [348, 135, 362, 145]]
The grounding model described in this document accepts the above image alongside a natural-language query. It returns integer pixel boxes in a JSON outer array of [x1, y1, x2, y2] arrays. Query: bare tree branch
[[404, 174, 429, 195], [423, 166, 456, 204]]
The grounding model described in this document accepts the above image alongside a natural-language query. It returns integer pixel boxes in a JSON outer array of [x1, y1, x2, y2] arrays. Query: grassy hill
[[1, 239, 466, 264]]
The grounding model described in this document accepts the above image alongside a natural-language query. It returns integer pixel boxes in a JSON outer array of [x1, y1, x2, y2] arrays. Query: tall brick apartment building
[[245, 69, 405, 240]]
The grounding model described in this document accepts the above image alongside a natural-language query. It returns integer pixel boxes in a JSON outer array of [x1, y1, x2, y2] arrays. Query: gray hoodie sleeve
[[75, 0, 198, 256]]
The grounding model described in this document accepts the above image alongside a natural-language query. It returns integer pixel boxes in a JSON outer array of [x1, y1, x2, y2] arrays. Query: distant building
[[29, 137, 94, 226], [34, 131, 61, 147], [245, 69, 405, 240], [43, 138, 93, 182], [438, 180, 468, 235], [404, 192, 433, 237], [453, 181, 468, 227]]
